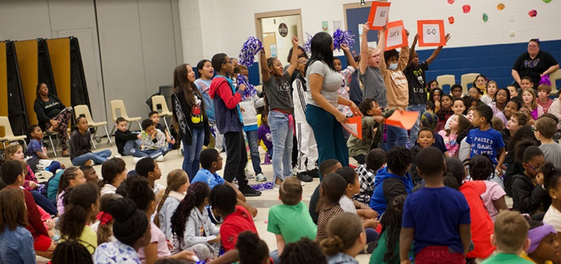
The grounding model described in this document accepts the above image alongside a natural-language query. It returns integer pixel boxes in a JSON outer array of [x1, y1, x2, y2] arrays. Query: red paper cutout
[[448, 16, 455, 24], [341, 116, 363, 140], [463, 5, 471, 13], [447, 0, 455, 4], [384, 111, 419, 130], [529, 10, 537, 17]]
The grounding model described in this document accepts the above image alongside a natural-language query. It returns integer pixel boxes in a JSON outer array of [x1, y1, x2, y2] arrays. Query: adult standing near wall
[[33, 83, 73, 157], [512, 39, 559, 89], [305, 32, 361, 168], [171, 63, 210, 181]]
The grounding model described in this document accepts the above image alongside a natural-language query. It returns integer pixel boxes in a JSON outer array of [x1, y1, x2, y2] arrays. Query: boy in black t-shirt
[[404, 33, 451, 148]]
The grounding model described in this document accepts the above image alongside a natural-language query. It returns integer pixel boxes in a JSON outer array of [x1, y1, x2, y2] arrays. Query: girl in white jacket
[[155, 169, 189, 241]]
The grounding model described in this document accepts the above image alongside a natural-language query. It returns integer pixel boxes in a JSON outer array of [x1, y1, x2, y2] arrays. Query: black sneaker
[[297, 172, 313, 182], [239, 185, 262, 197], [307, 168, 320, 178]]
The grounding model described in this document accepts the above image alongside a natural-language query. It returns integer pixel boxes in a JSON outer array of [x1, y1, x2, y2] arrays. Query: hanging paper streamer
[[497, 3, 505, 10], [447, 0, 455, 4], [529, 10, 537, 17], [462, 5, 471, 13], [304, 32, 313, 55], [239, 36, 264, 68], [482, 13, 489, 22], [448, 16, 455, 24], [540, 75, 552, 86], [332, 28, 356, 51], [237, 74, 257, 99]]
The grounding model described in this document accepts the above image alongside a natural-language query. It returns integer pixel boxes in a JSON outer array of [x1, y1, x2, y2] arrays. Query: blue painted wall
[[247, 39, 561, 92]]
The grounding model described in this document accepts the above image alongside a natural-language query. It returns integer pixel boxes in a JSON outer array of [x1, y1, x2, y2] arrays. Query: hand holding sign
[[367, 2, 391, 30], [417, 20, 447, 47], [384, 20, 408, 51]]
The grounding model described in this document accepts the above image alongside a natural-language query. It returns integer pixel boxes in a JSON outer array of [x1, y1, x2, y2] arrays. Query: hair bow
[[96, 211, 113, 225]]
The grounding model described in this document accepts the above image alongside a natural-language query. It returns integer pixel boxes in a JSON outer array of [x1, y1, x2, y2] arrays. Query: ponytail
[[543, 162, 561, 191], [60, 183, 99, 241], [155, 169, 188, 227]]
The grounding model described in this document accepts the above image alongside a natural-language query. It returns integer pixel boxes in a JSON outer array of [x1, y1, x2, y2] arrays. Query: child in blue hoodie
[[369, 146, 414, 215]]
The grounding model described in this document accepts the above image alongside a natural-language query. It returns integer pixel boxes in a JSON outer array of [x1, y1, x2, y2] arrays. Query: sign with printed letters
[[385, 20, 408, 51], [367, 2, 391, 30], [417, 20, 446, 47]]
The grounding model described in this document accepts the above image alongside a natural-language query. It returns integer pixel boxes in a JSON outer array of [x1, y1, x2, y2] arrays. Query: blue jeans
[[71, 149, 112, 165], [407, 103, 426, 148], [31, 190, 57, 215], [305, 105, 349, 173], [245, 129, 262, 174], [123, 139, 147, 158], [386, 125, 408, 151], [269, 110, 293, 183], [183, 129, 204, 181]]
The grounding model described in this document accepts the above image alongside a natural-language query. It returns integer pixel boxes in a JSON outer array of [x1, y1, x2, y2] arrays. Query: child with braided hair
[[281, 237, 327, 264], [156, 169, 189, 240], [370, 195, 414, 264], [170, 181, 220, 254], [320, 212, 365, 263]]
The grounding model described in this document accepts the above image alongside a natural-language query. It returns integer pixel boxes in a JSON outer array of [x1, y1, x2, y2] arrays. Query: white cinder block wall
[[179, 0, 561, 63]]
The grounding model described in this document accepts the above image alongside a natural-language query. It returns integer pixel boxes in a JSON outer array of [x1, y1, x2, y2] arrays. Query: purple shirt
[[257, 124, 273, 150]]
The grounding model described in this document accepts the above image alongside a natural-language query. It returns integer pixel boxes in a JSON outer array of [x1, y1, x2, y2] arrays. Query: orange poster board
[[384, 111, 419, 130], [341, 116, 362, 140], [367, 2, 391, 30], [385, 20, 408, 51], [417, 20, 446, 47]]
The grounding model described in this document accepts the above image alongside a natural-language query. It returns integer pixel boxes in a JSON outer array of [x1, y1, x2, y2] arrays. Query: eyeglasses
[[298, 60, 308, 64], [525, 163, 541, 171]]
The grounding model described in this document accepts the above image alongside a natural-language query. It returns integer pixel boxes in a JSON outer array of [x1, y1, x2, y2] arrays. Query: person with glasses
[[511, 138, 550, 218], [358, 22, 387, 109], [512, 39, 559, 89]]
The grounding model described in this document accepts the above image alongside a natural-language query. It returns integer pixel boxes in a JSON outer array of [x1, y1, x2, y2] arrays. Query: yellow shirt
[[520, 252, 553, 264], [61, 225, 98, 254]]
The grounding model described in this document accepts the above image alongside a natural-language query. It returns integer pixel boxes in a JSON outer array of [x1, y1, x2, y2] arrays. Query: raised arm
[[397, 31, 410, 71], [341, 44, 357, 69], [425, 34, 451, 65], [285, 36, 299, 76], [407, 34, 418, 66], [260, 50, 271, 82], [359, 22, 371, 75], [378, 27, 387, 74]]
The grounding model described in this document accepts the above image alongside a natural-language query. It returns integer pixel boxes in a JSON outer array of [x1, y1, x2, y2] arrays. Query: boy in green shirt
[[267, 177, 317, 263], [481, 211, 533, 264]]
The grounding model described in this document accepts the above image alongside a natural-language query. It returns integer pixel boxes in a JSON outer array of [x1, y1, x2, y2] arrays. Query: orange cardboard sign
[[385, 20, 408, 51], [341, 116, 363, 140], [417, 20, 446, 47], [367, 2, 391, 30], [384, 111, 419, 130]]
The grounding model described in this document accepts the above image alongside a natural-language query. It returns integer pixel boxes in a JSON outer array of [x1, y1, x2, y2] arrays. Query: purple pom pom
[[332, 28, 355, 51], [540, 75, 552, 86], [237, 74, 257, 99], [239, 37, 264, 68], [304, 32, 313, 55]]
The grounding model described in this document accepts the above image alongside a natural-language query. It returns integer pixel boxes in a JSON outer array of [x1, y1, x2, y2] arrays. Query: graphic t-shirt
[[512, 51, 558, 89], [257, 124, 273, 150], [194, 79, 215, 122], [466, 127, 505, 164], [264, 71, 293, 112], [404, 61, 429, 105]]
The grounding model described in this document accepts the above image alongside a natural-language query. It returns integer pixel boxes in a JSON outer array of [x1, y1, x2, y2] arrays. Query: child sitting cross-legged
[[480, 211, 533, 264], [410, 128, 449, 184], [267, 177, 317, 263], [114, 117, 149, 163], [370, 146, 414, 215], [315, 173, 347, 244], [207, 184, 259, 264], [135, 157, 164, 194], [512, 140, 550, 216], [192, 148, 258, 217], [70, 116, 112, 166], [353, 148, 386, 205], [399, 147, 471, 264], [140, 118, 169, 162], [170, 182, 220, 256], [309, 159, 343, 224], [26, 124, 63, 172], [155, 169, 189, 241]]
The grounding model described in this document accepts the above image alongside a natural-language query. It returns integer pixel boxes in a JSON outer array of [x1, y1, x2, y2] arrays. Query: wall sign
[[278, 23, 288, 37]]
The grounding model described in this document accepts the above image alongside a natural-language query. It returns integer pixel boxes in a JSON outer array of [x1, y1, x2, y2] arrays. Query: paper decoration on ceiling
[[462, 5, 471, 13], [543, 0, 552, 3], [482, 13, 489, 22], [239, 37, 264, 68], [447, 0, 455, 4], [529, 10, 537, 17], [448, 16, 455, 24], [497, 3, 505, 10], [333, 29, 355, 51]]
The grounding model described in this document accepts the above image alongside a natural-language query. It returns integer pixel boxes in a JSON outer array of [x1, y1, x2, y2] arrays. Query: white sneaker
[[256, 173, 267, 182], [245, 170, 254, 179], [114, 155, 122, 158], [133, 157, 142, 164], [156, 156, 165, 162]]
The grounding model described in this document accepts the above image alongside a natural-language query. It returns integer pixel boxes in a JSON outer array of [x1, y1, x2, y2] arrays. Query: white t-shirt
[[544, 206, 561, 232], [339, 195, 357, 214]]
